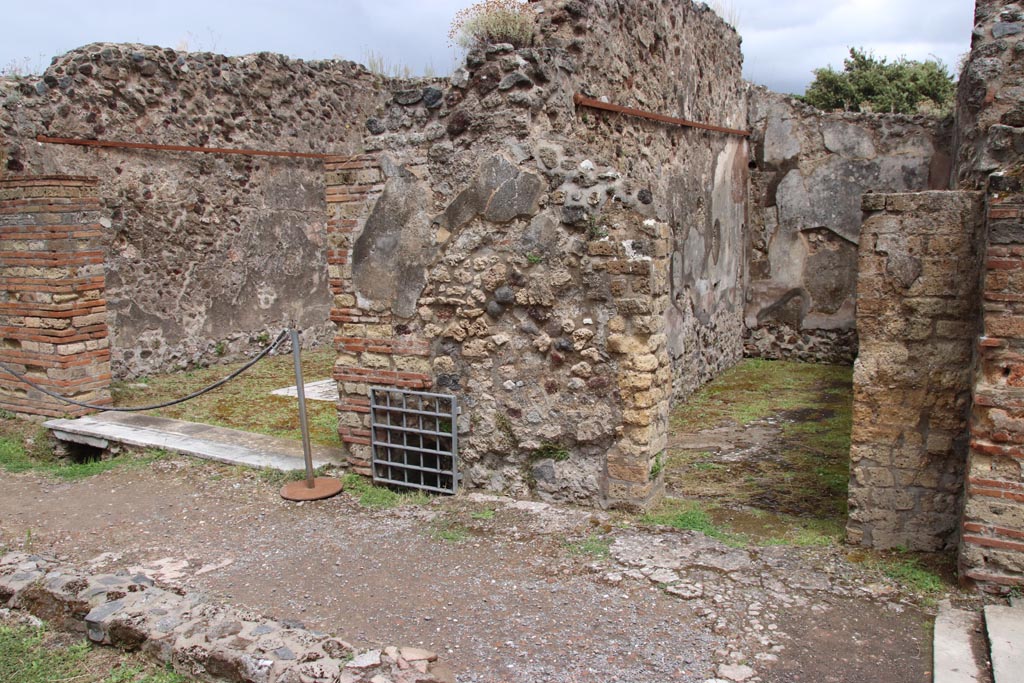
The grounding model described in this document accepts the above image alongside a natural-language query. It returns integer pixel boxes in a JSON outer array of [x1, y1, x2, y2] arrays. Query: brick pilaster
[[961, 180, 1024, 590], [324, 155, 432, 473], [589, 217, 672, 509], [0, 176, 111, 417]]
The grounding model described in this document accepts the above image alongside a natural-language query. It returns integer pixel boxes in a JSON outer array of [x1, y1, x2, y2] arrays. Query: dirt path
[[0, 456, 939, 683]]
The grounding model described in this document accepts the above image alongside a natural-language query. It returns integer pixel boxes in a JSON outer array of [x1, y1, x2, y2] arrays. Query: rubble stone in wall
[[954, 1, 1024, 187]]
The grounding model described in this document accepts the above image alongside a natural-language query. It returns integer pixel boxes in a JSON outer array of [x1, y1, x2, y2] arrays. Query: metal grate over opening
[[369, 387, 460, 494]]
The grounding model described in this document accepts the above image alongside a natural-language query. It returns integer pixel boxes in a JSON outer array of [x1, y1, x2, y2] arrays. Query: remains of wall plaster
[[848, 191, 984, 551], [0, 44, 391, 378], [745, 88, 948, 364], [0, 175, 112, 417], [328, 0, 748, 508]]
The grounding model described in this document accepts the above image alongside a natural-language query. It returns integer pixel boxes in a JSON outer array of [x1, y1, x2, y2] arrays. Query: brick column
[[0, 176, 111, 417], [848, 191, 984, 550], [961, 179, 1024, 590], [324, 155, 432, 474]]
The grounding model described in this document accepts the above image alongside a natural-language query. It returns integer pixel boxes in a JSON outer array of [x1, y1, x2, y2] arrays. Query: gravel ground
[[0, 457, 940, 683]]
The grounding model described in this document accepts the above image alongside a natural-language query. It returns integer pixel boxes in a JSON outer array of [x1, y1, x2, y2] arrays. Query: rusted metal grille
[[369, 387, 459, 494]]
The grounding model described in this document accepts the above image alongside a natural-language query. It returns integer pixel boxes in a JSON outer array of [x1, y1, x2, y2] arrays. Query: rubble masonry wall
[[328, 0, 748, 508], [0, 44, 388, 378]]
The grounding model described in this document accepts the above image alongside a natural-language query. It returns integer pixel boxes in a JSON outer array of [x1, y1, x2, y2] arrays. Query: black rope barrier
[[0, 329, 290, 412]]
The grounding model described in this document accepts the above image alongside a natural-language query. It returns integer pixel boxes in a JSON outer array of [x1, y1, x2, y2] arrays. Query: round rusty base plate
[[280, 477, 344, 501]]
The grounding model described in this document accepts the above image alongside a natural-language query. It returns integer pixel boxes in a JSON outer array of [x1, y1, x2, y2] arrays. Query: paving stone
[[717, 663, 756, 681]]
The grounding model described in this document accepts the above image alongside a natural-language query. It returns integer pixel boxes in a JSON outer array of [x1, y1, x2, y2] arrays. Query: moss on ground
[[664, 359, 853, 545]]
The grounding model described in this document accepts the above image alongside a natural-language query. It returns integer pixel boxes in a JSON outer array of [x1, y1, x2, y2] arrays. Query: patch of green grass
[[641, 499, 746, 547], [567, 534, 611, 559], [341, 473, 432, 509], [757, 517, 844, 547], [665, 359, 854, 528], [104, 663, 188, 683], [0, 624, 89, 683], [110, 348, 341, 448], [471, 508, 495, 520], [672, 359, 851, 432], [0, 621, 190, 683], [0, 434, 169, 481], [874, 556, 946, 594]]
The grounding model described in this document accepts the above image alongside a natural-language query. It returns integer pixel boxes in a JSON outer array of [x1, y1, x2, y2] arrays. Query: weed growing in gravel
[[471, 508, 496, 520], [432, 525, 469, 543], [567, 534, 611, 559], [341, 473, 432, 508]]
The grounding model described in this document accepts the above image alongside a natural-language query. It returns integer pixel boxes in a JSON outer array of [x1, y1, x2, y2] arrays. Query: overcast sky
[[1, 1, 975, 95]]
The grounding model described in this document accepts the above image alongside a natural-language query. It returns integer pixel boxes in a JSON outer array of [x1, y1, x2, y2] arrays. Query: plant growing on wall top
[[449, 0, 534, 50]]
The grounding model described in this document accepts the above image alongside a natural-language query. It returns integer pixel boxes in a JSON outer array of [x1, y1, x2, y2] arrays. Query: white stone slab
[[934, 600, 983, 683], [45, 412, 343, 471], [270, 379, 338, 402], [986, 604, 1024, 683]]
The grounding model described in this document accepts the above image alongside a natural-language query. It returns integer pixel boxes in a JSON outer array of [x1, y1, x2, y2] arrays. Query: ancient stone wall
[[330, 0, 747, 508], [0, 44, 389, 378], [848, 191, 984, 551], [954, 0, 1024, 189], [0, 552, 452, 683], [745, 88, 949, 364], [0, 175, 112, 417]]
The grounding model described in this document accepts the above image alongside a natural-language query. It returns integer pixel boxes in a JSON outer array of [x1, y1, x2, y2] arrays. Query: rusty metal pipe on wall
[[572, 93, 750, 138]]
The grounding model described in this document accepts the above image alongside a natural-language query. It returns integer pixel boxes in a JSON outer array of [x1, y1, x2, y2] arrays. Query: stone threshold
[[45, 411, 345, 472], [933, 598, 1024, 683]]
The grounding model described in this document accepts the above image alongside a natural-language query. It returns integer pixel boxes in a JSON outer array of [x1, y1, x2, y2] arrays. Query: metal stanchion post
[[280, 327, 343, 501]]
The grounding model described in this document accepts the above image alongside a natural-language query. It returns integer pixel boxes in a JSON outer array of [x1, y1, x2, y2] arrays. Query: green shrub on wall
[[802, 47, 955, 115]]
